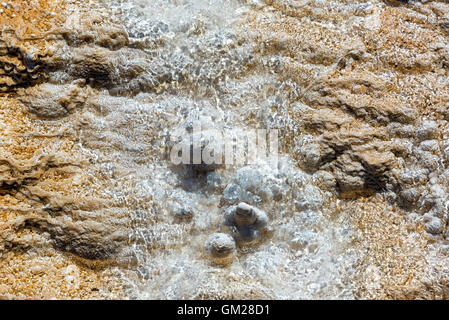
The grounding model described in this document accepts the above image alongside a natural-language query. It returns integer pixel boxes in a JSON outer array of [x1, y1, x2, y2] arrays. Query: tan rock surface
[[246, 0, 449, 299], [0, 0, 127, 300]]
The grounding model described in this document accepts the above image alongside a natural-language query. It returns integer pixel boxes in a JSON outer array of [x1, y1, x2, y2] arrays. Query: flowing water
[[81, 0, 359, 299]]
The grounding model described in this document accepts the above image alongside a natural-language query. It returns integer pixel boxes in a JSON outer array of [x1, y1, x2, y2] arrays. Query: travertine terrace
[[1, 0, 449, 299]]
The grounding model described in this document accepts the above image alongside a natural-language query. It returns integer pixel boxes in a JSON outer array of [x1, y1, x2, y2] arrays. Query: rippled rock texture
[[1, 0, 449, 299]]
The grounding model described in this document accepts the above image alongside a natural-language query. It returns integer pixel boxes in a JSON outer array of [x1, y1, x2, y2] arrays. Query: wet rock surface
[[223, 202, 269, 244], [205, 233, 236, 261], [1, 0, 449, 300]]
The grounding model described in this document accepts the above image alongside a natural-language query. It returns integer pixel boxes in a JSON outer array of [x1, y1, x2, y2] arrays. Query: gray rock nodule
[[223, 202, 268, 244], [205, 233, 236, 264]]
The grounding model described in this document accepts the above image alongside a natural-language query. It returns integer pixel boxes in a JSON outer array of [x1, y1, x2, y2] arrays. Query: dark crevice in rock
[[0, 41, 48, 93], [22, 217, 119, 261], [0, 182, 20, 195]]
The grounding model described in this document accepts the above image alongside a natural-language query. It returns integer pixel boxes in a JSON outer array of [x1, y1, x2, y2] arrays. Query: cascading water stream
[[87, 0, 358, 299]]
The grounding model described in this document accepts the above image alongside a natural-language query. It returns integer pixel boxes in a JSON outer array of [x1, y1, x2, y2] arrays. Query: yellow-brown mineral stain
[[0, 0, 65, 39], [0, 0, 125, 300]]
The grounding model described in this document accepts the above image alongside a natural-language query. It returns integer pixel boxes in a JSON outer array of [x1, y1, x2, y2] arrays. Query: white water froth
[[90, 0, 359, 299]]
